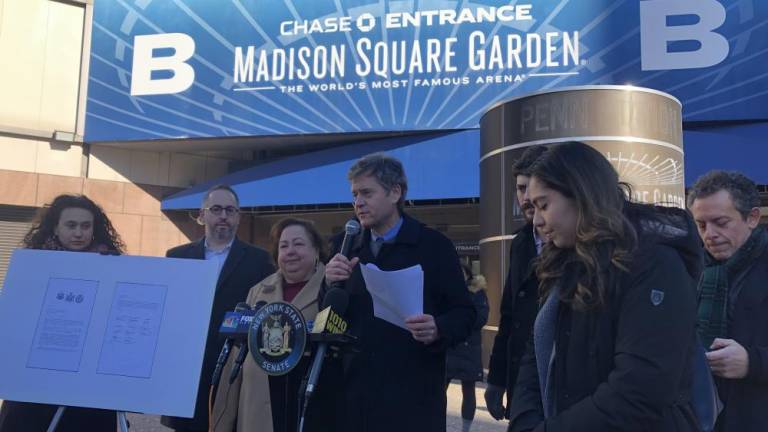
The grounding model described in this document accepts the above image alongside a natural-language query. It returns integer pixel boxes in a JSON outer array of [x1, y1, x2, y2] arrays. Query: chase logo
[[640, 0, 729, 71]]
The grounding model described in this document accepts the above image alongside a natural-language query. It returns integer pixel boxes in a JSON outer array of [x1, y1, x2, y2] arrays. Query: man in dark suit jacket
[[324, 154, 476, 432], [689, 171, 768, 432], [485, 146, 547, 421], [161, 184, 273, 432]]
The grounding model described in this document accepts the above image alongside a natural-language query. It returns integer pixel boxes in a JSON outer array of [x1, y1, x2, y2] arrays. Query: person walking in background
[[212, 217, 330, 432], [161, 184, 273, 432], [688, 170, 768, 432], [0, 194, 125, 432], [446, 262, 489, 432], [509, 142, 702, 431], [486, 145, 548, 421]]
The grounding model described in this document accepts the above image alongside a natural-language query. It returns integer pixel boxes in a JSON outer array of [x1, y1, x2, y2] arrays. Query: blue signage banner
[[85, 0, 768, 142]]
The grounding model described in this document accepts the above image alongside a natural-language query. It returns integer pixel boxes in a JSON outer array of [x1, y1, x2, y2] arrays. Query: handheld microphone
[[212, 302, 252, 386], [228, 301, 267, 384], [329, 219, 361, 290]]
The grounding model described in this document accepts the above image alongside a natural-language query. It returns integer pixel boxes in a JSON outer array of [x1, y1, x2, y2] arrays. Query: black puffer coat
[[509, 206, 704, 432], [487, 222, 540, 416], [711, 228, 768, 432]]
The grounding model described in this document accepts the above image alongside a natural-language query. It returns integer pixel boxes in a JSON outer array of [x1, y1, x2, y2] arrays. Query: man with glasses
[[161, 184, 274, 432]]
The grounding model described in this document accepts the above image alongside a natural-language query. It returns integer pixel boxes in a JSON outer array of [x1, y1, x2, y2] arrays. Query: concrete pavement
[[125, 380, 508, 431]]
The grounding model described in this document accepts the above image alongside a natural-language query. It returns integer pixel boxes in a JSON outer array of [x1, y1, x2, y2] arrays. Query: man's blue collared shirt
[[372, 216, 404, 242]]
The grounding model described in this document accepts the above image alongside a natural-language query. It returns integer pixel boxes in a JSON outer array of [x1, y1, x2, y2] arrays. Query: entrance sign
[[85, 0, 768, 142]]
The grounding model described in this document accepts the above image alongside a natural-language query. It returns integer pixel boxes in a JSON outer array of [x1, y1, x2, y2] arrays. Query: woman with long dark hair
[[509, 142, 703, 431], [22, 194, 125, 253], [0, 194, 124, 432]]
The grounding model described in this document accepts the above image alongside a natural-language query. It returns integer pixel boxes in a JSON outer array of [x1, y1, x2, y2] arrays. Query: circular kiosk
[[479, 85, 684, 344]]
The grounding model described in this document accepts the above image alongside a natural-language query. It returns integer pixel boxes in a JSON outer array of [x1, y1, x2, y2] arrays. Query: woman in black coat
[[508, 142, 702, 432], [446, 264, 489, 432]]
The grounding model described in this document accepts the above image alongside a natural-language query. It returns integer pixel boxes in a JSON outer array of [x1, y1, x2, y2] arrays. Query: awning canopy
[[161, 130, 480, 210], [683, 121, 768, 186], [162, 122, 767, 210]]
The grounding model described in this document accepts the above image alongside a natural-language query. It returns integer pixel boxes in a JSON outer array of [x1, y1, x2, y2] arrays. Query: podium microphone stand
[[46, 406, 129, 432], [297, 332, 357, 432]]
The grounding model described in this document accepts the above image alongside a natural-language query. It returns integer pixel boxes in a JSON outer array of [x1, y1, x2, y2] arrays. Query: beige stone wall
[[88, 146, 252, 188], [0, 1, 83, 135], [0, 0, 87, 178], [0, 137, 83, 177], [0, 1, 258, 255]]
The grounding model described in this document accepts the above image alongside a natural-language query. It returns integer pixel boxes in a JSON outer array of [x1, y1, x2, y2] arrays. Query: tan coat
[[211, 264, 324, 432]]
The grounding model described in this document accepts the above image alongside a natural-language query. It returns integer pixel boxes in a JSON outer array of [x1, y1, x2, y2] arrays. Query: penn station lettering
[[481, 86, 685, 211], [518, 95, 681, 142]]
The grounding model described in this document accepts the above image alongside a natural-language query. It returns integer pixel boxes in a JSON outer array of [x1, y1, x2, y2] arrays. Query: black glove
[[484, 383, 506, 420]]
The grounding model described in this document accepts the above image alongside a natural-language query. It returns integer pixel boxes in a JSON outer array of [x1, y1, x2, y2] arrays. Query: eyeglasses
[[204, 205, 240, 216]]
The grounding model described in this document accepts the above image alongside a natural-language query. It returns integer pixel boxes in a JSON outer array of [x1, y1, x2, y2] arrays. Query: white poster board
[[0, 249, 220, 417]]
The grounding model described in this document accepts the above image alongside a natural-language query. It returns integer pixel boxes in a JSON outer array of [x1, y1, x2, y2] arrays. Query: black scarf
[[697, 227, 768, 348]]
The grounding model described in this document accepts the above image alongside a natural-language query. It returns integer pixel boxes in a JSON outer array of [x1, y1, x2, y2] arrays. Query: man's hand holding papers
[[361, 263, 439, 343]]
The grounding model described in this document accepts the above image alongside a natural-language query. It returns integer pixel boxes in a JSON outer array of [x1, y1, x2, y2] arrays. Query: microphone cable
[[209, 368, 238, 432]]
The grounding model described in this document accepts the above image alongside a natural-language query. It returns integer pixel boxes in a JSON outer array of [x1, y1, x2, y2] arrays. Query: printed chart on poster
[[0, 250, 219, 417]]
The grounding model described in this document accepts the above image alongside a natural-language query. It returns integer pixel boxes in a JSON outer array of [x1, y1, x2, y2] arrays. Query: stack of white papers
[[360, 263, 424, 330]]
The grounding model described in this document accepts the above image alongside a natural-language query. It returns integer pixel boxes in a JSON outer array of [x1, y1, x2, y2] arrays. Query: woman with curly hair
[[509, 142, 703, 431], [22, 194, 125, 253], [0, 194, 124, 432]]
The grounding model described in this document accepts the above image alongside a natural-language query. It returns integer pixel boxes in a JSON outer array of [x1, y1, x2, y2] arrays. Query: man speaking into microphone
[[323, 153, 476, 432]]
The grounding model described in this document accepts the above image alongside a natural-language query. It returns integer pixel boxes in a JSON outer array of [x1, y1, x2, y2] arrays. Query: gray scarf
[[533, 283, 560, 418]]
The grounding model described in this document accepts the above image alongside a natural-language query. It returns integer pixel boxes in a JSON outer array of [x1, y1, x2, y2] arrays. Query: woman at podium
[[0, 194, 125, 432], [211, 217, 327, 432]]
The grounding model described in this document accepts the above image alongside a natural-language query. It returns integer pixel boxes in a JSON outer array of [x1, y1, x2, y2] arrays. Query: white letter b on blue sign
[[131, 33, 196, 96], [640, 0, 729, 71]]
